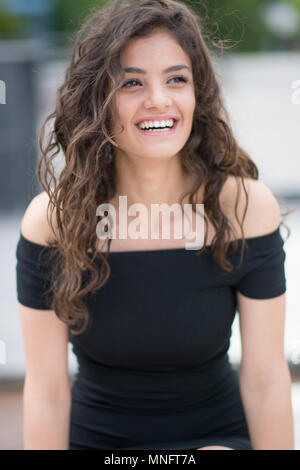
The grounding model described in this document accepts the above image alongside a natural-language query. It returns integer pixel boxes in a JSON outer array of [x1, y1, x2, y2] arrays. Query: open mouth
[[135, 119, 179, 135]]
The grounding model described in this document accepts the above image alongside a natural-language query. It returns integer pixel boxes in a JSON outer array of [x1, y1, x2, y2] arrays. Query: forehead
[[121, 30, 191, 67]]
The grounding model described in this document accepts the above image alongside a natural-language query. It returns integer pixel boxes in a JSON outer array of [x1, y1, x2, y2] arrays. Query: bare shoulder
[[220, 175, 281, 239], [20, 191, 58, 246]]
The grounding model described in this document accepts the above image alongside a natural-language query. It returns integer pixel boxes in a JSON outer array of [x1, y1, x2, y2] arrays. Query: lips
[[135, 119, 179, 136], [135, 116, 179, 126]]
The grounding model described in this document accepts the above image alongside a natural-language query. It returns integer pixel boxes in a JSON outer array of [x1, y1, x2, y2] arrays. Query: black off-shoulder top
[[15, 227, 286, 450]]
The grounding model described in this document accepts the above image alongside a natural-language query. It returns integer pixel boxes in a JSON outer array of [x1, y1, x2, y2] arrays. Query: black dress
[[15, 226, 287, 450]]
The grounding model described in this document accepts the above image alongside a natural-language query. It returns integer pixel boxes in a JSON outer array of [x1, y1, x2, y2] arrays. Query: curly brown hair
[[36, 0, 289, 335]]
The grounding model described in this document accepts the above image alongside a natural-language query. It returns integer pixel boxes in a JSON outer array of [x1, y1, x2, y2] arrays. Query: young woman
[[16, 0, 294, 450]]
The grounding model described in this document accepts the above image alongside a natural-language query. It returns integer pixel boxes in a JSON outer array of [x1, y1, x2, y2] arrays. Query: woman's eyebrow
[[123, 64, 192, 74]]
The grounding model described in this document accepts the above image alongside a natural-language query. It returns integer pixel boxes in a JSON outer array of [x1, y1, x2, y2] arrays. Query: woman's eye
[[122, 79, 141, 88], [122, 76, 188, 88], [169, 76, 188, 84]]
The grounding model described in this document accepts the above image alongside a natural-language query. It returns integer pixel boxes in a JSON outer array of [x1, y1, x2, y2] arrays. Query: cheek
[[179, 91, 196, 121], [116, 94, 136, 121], [113, 95, 131, 133], [187, 92, 196, 116]]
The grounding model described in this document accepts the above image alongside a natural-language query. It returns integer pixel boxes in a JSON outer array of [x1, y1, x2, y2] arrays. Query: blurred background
[[0, 0, 299, 450]]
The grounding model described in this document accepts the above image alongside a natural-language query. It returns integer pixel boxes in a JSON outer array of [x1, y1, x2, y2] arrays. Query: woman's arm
[[19, 191, 71, 450], [233, 179, 294, 449], [237, 292, 294, 450], [20, 304, 71, 450]]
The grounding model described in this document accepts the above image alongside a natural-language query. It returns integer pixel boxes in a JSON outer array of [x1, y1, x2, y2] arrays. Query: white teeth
[[138, 119, 175, 129]]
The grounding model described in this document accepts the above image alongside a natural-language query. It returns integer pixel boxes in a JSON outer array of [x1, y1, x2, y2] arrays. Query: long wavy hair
[[36, 0, 290, 335]]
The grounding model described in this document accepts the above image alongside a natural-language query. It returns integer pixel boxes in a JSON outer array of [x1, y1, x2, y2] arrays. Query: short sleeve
[[15, 231, 57, 309], [235, 227, 287, 299]]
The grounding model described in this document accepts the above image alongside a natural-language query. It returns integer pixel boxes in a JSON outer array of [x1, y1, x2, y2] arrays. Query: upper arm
[[237, 292, 287, 389], [19, 192, 70, 403], [220, 176, 281, 239], [235, 179, 288, 387], [21, 191, 58, 246], [19, 303, 70, 403]]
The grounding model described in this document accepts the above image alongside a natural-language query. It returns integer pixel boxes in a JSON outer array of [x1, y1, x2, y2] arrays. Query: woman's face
[[113, 29, 196, 162]]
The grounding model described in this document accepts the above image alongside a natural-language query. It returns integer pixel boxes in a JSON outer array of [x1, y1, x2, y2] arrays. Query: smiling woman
[[113, 29, 195, 158], [16, 0, 293, 452]]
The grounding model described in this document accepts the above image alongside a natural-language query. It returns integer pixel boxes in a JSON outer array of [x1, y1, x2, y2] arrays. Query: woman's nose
[[143, 85, 172, 109]]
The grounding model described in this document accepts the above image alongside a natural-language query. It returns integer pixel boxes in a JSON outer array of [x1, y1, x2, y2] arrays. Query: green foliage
[[0, 13, 28, 37], [0, 0, 299, 51], [193, 0, 300, 52], [289, 0, 300, 7], [54, 0, 300, 52], [54, 0, 108, 32]]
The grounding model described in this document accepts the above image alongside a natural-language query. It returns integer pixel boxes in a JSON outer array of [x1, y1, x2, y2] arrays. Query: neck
[[112, 150, 197, 210]]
